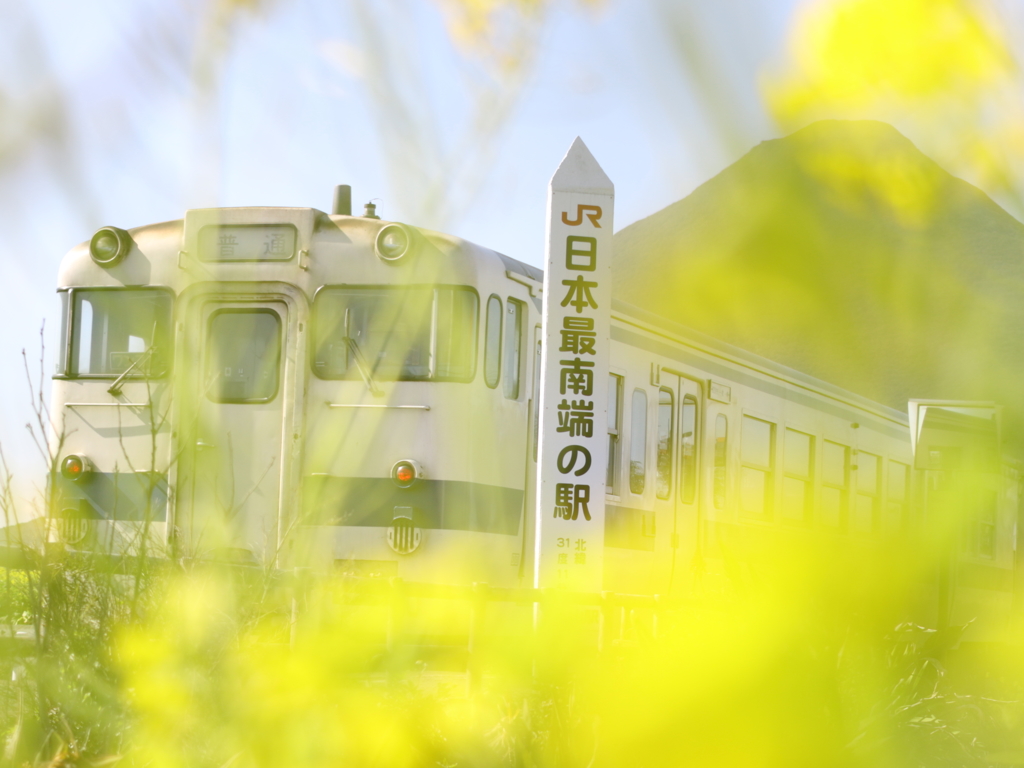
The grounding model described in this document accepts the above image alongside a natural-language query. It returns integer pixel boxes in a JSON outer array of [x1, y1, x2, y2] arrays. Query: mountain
[[612, 120, 1024, 453]]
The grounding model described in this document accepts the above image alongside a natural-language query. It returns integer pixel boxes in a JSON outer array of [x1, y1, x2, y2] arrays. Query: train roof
[[609, 296, 911, 429], [57, 209, 526, 294], [607, 120, 1024, 455], [495, 251, 543, 285]]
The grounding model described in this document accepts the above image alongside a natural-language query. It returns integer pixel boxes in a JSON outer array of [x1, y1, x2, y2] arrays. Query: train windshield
[[313, 286, 478, 381], [68, 289, 173, 377]]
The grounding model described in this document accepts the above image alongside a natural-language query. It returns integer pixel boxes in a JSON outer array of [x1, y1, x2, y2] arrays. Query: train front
[[49, 199, 537, 586], [296, 207, 536, 586]]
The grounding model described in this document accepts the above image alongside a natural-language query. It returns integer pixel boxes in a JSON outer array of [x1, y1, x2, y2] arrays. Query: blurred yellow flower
[[765, 0, 1024, 213], [768, 0, 1013, 120]]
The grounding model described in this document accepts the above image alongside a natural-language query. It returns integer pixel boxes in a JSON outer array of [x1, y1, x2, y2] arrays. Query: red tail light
[[60, 454, 90, 481], [391, 460, 421, 489]]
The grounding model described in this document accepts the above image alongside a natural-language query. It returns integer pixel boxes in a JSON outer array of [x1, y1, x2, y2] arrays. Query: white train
[[48, 188, 1018, 638]]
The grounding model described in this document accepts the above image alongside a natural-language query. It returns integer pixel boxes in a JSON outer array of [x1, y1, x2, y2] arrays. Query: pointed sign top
[[550, 137, 614, 195]]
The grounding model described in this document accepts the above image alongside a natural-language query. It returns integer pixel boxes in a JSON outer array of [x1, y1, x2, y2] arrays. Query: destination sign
[[198, 224, 297, 262]]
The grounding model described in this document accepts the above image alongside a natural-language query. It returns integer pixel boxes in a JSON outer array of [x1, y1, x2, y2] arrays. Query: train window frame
[[606, 372, 623, 495], [781, 428, 814, 525], [503, 298, 525, 400], [484, 294, 502, 389], [713, 413, 728, 510], [629, 388, 648, 496], [58, 286, 176, 380], [310, 284, 479, 383], [656, 388, 674, 500], [852, 451, 881, 535], [739, 414, 775, 521], [532, 330, 542, 462], [56, 290, 69, 376], [204, 308, 282, 404], [821, 440, 850, 530]]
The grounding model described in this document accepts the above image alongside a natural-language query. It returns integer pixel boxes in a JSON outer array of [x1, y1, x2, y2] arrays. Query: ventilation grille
[[58, 517, 89, 545], [386, 518, 422, 555]]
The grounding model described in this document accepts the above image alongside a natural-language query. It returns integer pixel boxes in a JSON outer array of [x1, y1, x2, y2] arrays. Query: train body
[[48, 198, 1020, 640]]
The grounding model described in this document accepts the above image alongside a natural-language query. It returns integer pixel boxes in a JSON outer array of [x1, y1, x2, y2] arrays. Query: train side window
[[629, 389, 648, 495], [782, 429, 814, 524], [740, 416, 775, 520], [606, 374, 622, 493], [205, 309, 281, 403], [852, 452, 881, 534], [969, 490, 997, 559], [981, 496, 997, 558], [76, 298, 93, 372], [713, 414, 728, 509], [503, 300, 524, 399], [656, 389, 674, 499], [484, 295, 502, 389], [680, 397, 698, 504], [885, 460, 910, 533], [822, 441, 849, 528]]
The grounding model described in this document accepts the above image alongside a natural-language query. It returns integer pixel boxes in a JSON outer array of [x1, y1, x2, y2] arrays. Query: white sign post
[[534, 138, 614, 592]]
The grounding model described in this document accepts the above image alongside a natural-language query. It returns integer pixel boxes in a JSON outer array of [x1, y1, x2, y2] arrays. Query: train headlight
[[391, 459, 422, 488], [60, 454, 91, 481], [89, 226, 133, 267], [374, 223, 415, 262]]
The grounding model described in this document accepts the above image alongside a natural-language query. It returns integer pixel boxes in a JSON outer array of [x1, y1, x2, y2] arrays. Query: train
[[47, 185, 1018, 641]]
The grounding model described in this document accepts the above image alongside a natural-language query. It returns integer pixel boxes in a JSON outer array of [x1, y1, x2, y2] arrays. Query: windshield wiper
[[344, 309, 383, 397], [108, 346, 158, 396]]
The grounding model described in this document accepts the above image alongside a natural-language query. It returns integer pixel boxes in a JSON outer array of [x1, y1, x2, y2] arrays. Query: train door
[[652, 372, 702, 595], [674, 378, 702, 594], [175, 295, 295, 564]]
